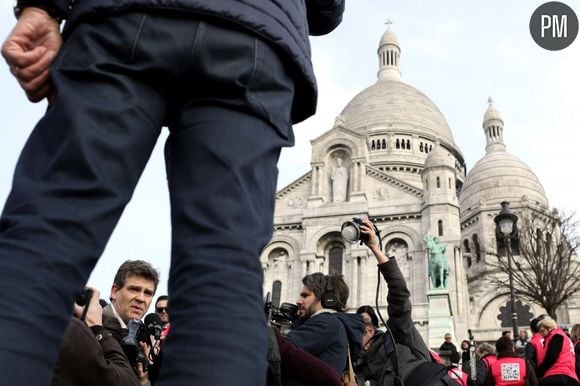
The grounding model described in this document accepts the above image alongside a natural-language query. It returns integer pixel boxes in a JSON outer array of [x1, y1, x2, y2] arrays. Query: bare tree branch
[[485, 209, 580, 319]]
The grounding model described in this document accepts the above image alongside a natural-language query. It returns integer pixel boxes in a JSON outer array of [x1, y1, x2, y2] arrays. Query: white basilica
[[260, 26, 578, 345]]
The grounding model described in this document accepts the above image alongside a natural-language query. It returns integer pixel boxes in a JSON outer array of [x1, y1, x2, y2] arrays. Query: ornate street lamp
[[494, 201, 519, 338]]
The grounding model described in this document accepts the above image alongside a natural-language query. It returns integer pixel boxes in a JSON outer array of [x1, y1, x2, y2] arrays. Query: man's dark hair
[[113, 260, 160, 292], [356, 305, 379, 328], [302, 272, 349, 312], [156, 295, 168, 308], [495, 336, 514, 354]]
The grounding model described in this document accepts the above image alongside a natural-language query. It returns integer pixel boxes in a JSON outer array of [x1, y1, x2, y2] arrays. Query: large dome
[[340, 79, 456, 145]]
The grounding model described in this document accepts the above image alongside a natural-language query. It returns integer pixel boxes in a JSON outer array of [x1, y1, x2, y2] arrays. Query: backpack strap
[[267, 326, 282, 386], [403, 361, 466, 386]]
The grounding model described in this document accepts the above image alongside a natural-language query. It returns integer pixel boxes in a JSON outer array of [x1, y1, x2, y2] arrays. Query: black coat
[[440, 341, 460, 364], [353, 259, 436, 386]]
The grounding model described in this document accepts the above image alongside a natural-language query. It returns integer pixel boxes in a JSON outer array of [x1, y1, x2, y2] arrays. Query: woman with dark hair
[[460, 340, 472, 374], [486, 336, 538, 386], [356, 305, 379, 329]]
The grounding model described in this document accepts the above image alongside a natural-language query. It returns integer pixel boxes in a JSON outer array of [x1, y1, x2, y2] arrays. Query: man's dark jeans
[[0, 11, 294, 386]]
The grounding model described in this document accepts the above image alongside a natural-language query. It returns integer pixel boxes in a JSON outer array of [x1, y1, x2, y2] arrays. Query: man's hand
[[360, 219, 389, 264], [137, 342, 151, 385], [73, 287, 103, 327], [360, 219, 379, 250], [1, 7, 62, 102]]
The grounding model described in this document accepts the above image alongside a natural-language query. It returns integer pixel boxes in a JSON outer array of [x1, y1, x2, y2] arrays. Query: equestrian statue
[[425, 235, 450, 289]]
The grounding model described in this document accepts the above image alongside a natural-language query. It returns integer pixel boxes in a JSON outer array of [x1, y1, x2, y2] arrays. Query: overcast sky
[[1, 1, 578, 305]]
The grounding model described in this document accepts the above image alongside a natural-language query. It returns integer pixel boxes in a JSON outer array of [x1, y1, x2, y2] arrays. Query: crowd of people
[[437, 318, 580, 386], [3, 0, 578, 385]]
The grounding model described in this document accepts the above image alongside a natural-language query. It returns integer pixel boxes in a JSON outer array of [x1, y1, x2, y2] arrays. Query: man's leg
[[159, 19, 295, 386], [0, 13, 166, 384], [162, 105, 290, 385]]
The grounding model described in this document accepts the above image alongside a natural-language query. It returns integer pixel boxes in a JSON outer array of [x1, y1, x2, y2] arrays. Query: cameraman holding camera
[[283, 269, 364, 386], [51, 287, 140, 386]]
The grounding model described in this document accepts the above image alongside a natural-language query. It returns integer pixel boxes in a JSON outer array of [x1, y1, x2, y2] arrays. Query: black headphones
[[321, 275, 338, 309]]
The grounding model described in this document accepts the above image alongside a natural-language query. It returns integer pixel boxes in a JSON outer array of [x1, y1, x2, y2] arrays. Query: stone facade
[[260, 26, 578, 346]]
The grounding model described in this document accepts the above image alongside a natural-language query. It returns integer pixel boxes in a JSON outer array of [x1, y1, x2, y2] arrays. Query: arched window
[[329, 246, 343, 274], [436, 177, 441, 188], [396, 139, 400, 149], [386, 238, 409, 260], [463, 239, 471, 253], [371, 140, 376, 150], [472, 234, 481, 262], [382, 139, 387, 149], [271, 280, 282, 307], [438, 220, 444, 236]]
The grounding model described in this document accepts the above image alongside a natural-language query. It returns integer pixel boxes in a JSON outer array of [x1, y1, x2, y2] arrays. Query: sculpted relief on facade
[[331, 157, 348, 203]]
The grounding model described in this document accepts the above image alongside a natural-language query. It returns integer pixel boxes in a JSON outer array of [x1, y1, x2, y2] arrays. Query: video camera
[[264, 293, 298, 336], [122, 314, 163, 370]]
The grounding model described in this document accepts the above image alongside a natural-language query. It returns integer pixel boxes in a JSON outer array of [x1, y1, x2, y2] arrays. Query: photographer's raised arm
[[360, 220, 430, 355]]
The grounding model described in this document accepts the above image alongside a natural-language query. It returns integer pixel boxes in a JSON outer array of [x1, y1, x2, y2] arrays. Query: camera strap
[[79, 303, 90, 322]]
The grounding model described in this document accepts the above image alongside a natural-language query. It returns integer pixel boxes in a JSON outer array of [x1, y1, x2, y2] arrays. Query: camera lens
[[341, 221, 360, 244]]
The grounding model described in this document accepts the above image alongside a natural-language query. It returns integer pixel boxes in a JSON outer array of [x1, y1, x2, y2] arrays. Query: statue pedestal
[[427, 289, 454, 349]]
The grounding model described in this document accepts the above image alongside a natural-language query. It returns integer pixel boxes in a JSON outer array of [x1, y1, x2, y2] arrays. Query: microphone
[[144, 313, 163, 341]]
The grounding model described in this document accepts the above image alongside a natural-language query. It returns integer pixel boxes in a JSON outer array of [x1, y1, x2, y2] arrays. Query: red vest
[[490, 356, 527, 386], [430, 349, 443, 363], [482, 354, 498, 372], [530, 332, 545, 365], [448, 367, 469, 386], [542, 328, 579, 381], [429, 349, 469, 386]]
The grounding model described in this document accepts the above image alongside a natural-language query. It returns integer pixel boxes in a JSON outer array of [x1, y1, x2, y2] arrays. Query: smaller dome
[[483, 97, 503, 124], [459, 151, 548, 212], [380, 29, 400, 48], [424, 144, 454, 169]]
